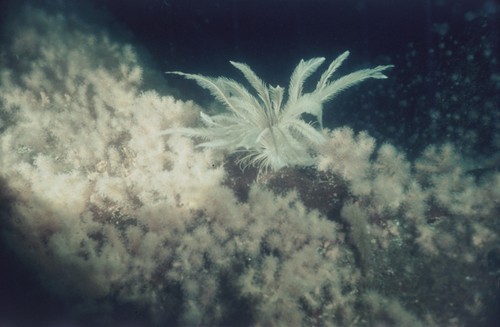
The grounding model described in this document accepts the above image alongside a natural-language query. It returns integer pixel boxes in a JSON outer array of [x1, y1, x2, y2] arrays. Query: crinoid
[[162, 51, 393, 173]]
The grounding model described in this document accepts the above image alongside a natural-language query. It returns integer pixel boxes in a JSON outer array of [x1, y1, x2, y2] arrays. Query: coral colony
[[0, 5, 498, 327]]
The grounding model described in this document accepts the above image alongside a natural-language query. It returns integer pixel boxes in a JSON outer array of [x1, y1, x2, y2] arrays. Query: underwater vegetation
[[0, 1, 499, 327]]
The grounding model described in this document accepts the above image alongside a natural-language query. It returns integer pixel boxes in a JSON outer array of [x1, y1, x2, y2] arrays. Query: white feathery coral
[[163, 51, 393, 172]]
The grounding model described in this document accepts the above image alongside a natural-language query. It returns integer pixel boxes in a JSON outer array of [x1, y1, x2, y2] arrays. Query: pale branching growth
[[0, 4, 214, 309], [415, 143, 499, 217], [1, 5, 499, 327], [163, 52, 393, 172], [0, 7, 360, 325], [317, 126, 376, 183], [318, 129, 412, 214]]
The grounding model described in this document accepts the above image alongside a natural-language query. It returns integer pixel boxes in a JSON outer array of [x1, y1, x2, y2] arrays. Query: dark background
[[1, 0, 498, 155], [93, 0, 499, 157]]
